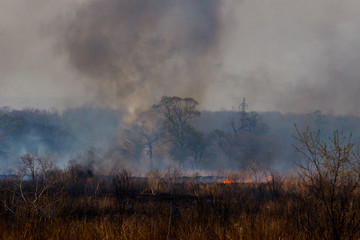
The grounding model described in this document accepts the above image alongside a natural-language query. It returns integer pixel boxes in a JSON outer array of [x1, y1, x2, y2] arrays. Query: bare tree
[[120, 120, 159, 169], [133, 121, 158, 170], [293, 125, 360, 240], [10, 153, 64, 220], [120, 126, 146, 164]]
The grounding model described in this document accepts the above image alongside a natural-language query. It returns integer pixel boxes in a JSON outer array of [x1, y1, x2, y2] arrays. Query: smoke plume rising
[[55, 0, 223, 118], [2, 0, 360, 116]]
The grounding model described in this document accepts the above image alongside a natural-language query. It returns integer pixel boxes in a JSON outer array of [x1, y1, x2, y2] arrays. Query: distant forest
[[1, 97, 360, 172]]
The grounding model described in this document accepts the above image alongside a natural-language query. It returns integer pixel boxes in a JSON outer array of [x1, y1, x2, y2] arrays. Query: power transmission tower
[[239, 97, 248, 114]]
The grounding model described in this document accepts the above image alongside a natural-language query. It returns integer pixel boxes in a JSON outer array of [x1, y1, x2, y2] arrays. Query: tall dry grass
[[0, 169, 358, 240]]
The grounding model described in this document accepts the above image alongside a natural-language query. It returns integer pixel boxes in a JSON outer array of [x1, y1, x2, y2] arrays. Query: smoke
[[0, 0, 91, 110], [2, 0, 360, 172], [2, 0, 360, 117], [206, 0, 360, 115], [53, 0, 360, 117], [55, 0, 224, 118]]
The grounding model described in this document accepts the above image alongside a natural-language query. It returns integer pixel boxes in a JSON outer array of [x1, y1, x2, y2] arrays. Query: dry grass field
[[0, 166, 358, 240]]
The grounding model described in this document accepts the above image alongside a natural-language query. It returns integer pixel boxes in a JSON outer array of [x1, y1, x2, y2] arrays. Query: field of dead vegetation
[[0, 166, 358, 240]]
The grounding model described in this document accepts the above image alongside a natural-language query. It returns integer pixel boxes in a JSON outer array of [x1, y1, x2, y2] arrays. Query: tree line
[[120, 96, 269, 170], [1, 96, 360, 171]]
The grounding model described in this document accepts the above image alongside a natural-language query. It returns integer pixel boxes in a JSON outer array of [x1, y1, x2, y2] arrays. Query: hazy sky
[[1, 0, 360, 115]]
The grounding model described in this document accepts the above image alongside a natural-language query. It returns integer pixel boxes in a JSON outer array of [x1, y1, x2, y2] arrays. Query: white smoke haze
[[212, 0, 360, 114], [0, 0, 92, 110], [1, 0, 360, 115]]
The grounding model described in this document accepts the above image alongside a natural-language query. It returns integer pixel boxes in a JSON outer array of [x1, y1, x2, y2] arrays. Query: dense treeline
[[0, 107, 121, 170], [1, 97, 360, 171]]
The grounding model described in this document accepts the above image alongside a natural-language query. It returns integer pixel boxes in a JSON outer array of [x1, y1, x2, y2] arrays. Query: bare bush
[[147, 170, 163, 195], [7, 153, 65, 220], [265, 170, 283, 199], [294, 126, 360, 240], [112, 168, 133, 212]]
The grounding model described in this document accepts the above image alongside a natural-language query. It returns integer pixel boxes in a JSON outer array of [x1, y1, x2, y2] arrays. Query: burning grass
[[0, 168, 357, 239], [220, 177, 234, 184]]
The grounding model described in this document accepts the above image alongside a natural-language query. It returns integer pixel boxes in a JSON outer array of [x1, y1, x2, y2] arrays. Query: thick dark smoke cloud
[[2, 0, 360, 117], [57, 0, 223, 118]]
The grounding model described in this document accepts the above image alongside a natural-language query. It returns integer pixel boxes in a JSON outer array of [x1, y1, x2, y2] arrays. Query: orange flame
[[264, 176, 273, 183], [221, 178, 234, 184]]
